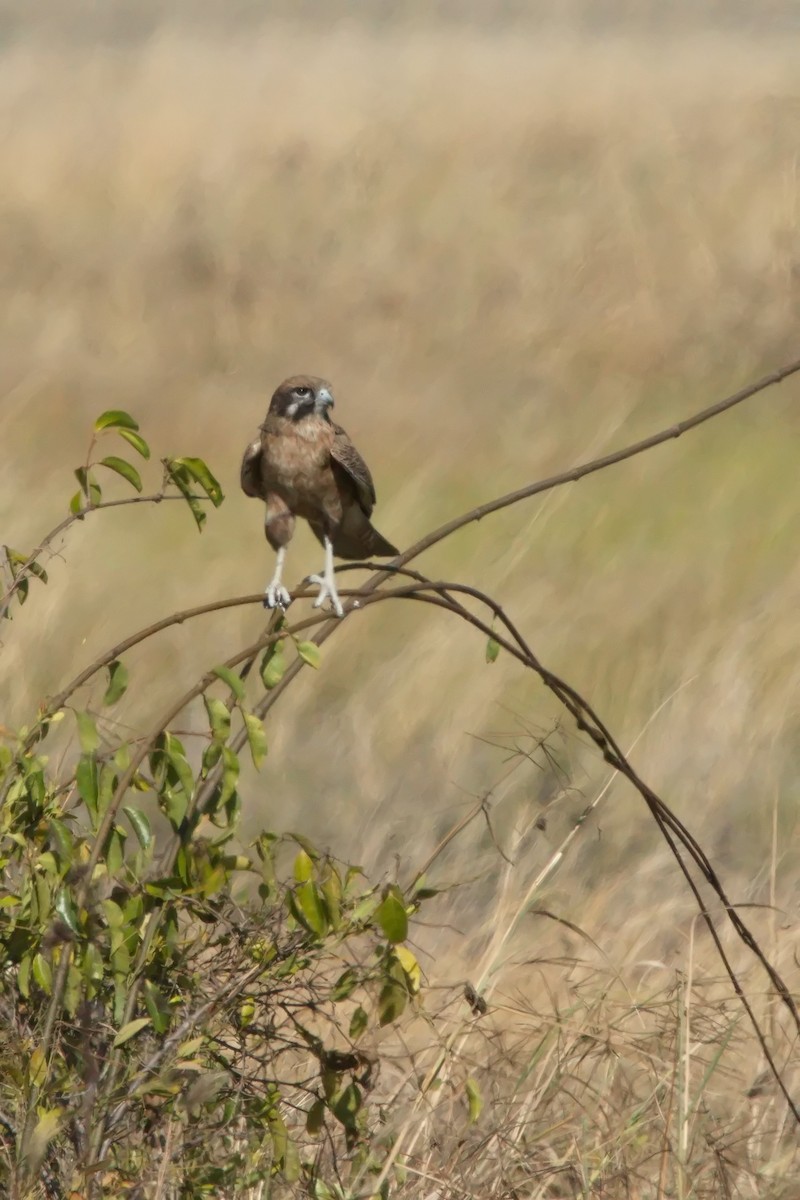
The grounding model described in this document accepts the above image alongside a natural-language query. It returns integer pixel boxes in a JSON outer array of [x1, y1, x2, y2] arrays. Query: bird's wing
[[330, 423, 377, 516], [240, 438, 263, 498]]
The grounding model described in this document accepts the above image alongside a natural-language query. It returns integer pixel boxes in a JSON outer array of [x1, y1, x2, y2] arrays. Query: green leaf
[[74, 466, 89, 497], [151, 731, 195, 800], [294, 850, 314, 883], [296, 640, 321, 669], [485, 636, 500, 664], [203, 695, 231, 743], [36, 851, 58, 878], [114, 743, 132, 770], [82, 942, 104, 985], [167, 737, 196, 796], [23, 1107, 63, 1177], [26, 560, 48, 584], [69, 491, 83, 515], [112, 1017, 150, 1047], [309, 1182, 336, 1200], [331, 1082, 361, 1131], [123, 805, 152, 851], [350, 893, 381, 926], [105, 826, 127, 874], [143, 981, 171, 1035], [378, 973, 407, 1026], [73, 467, 102, 505], [238, 996, 256, 1028], [97, 762, 118, 820], [76, 754, 99, 820], [65, 962, 85, 1016], [376, 888, 408, 944], [164, 459, 207, 531], [212, 665, 245, 701], [349, 1006, 368, 1041], [177, 1036, 205, 1059], [290, 883, 328, 938], [95, 409, 140, 432], [260, 640, 286, 689], [306, 1098, 326, 1136], [75, 711, 100, 753], [267, 1105, 301, 1182], [118, 428, 151, 459], [28, 1046, 47, 1088], [173, 456, 224, 507], [12, 576, 29, 606], [48, 818, 74, 864], [101, 898, 125, 928], [244, 711, 268, 768], [32, 953, 53, 994], [103, 659, 129, 706], [465, 1077, 484, 1123], [320, 871, 342, 930], [218, 745, 239, 809], [54, 888, 80, 935], [18, 955, 31, 999], [201, 741, 222, 776], [331, 968, 359, 1001], [161, 789, 188, 830], [100, 455, 143, 492]]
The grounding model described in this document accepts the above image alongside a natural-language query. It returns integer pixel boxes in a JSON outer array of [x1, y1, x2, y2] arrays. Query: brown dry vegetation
[[2, 7, 800, 1196]]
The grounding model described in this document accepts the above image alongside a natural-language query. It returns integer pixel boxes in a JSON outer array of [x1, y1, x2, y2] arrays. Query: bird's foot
[[307, 573, 344, 618], [263, 582, 291, 611]]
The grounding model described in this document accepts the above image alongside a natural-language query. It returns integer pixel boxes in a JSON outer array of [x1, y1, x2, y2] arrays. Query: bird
[[240, 375, 398, 617]]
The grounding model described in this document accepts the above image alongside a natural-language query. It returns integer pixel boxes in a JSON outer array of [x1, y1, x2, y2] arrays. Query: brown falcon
[[240, 375, 398, 617]]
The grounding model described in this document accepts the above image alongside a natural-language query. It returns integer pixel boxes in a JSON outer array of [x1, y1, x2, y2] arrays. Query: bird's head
[[268, 375, 335, 421]]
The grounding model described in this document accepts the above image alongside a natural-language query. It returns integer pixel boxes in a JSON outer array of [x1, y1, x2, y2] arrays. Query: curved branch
[[1, 492, 210, 615], [182, 575, 800, 1124], [384, 355, 800, 577], [46, 593, 269, 715]]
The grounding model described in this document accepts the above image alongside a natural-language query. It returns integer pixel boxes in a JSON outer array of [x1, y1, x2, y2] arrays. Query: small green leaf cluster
[[163, 455, 224, 530], [71, 408, 153, 512], [2, 409, 222, 625]]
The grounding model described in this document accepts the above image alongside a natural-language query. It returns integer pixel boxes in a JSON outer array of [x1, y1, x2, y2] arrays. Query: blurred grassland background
[[2, 1, 800, 1171]]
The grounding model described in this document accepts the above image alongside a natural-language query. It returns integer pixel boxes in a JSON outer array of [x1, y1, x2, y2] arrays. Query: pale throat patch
[[291, 414, 330, 441]]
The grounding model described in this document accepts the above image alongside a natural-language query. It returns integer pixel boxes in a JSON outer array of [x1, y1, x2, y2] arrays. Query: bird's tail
[[333, 523, 399, 560]]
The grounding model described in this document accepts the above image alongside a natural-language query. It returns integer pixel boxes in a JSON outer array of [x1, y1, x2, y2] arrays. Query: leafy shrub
[[0, 412, 428, 1198]]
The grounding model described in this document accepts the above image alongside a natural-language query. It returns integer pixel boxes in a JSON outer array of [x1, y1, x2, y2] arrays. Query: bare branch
[[0, 492, 211, 615]]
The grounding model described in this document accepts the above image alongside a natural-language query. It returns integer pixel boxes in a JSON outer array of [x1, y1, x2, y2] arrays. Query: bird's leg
[[264, 546, 291, 610], [307, 536, 344, 618]]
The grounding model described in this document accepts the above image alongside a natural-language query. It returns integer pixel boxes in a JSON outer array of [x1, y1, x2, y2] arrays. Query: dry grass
[[2, 14, 800, 1194]]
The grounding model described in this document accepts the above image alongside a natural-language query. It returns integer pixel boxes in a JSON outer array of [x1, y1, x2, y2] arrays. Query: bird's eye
[[293, 386, 311, 398]]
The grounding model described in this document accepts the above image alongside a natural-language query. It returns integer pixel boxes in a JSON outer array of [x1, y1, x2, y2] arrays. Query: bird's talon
[[264, 584, 291, 611], [307, 574, 344, 617]]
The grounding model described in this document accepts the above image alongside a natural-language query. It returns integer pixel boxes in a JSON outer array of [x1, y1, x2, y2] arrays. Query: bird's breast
[[261, 417, 339, 519]]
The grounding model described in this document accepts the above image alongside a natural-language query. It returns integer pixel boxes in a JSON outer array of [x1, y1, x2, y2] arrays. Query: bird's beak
[[315, 386, 335, 412]]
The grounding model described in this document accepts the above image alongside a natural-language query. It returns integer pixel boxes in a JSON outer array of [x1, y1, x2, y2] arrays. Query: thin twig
[[0, 492, 210, 614]]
